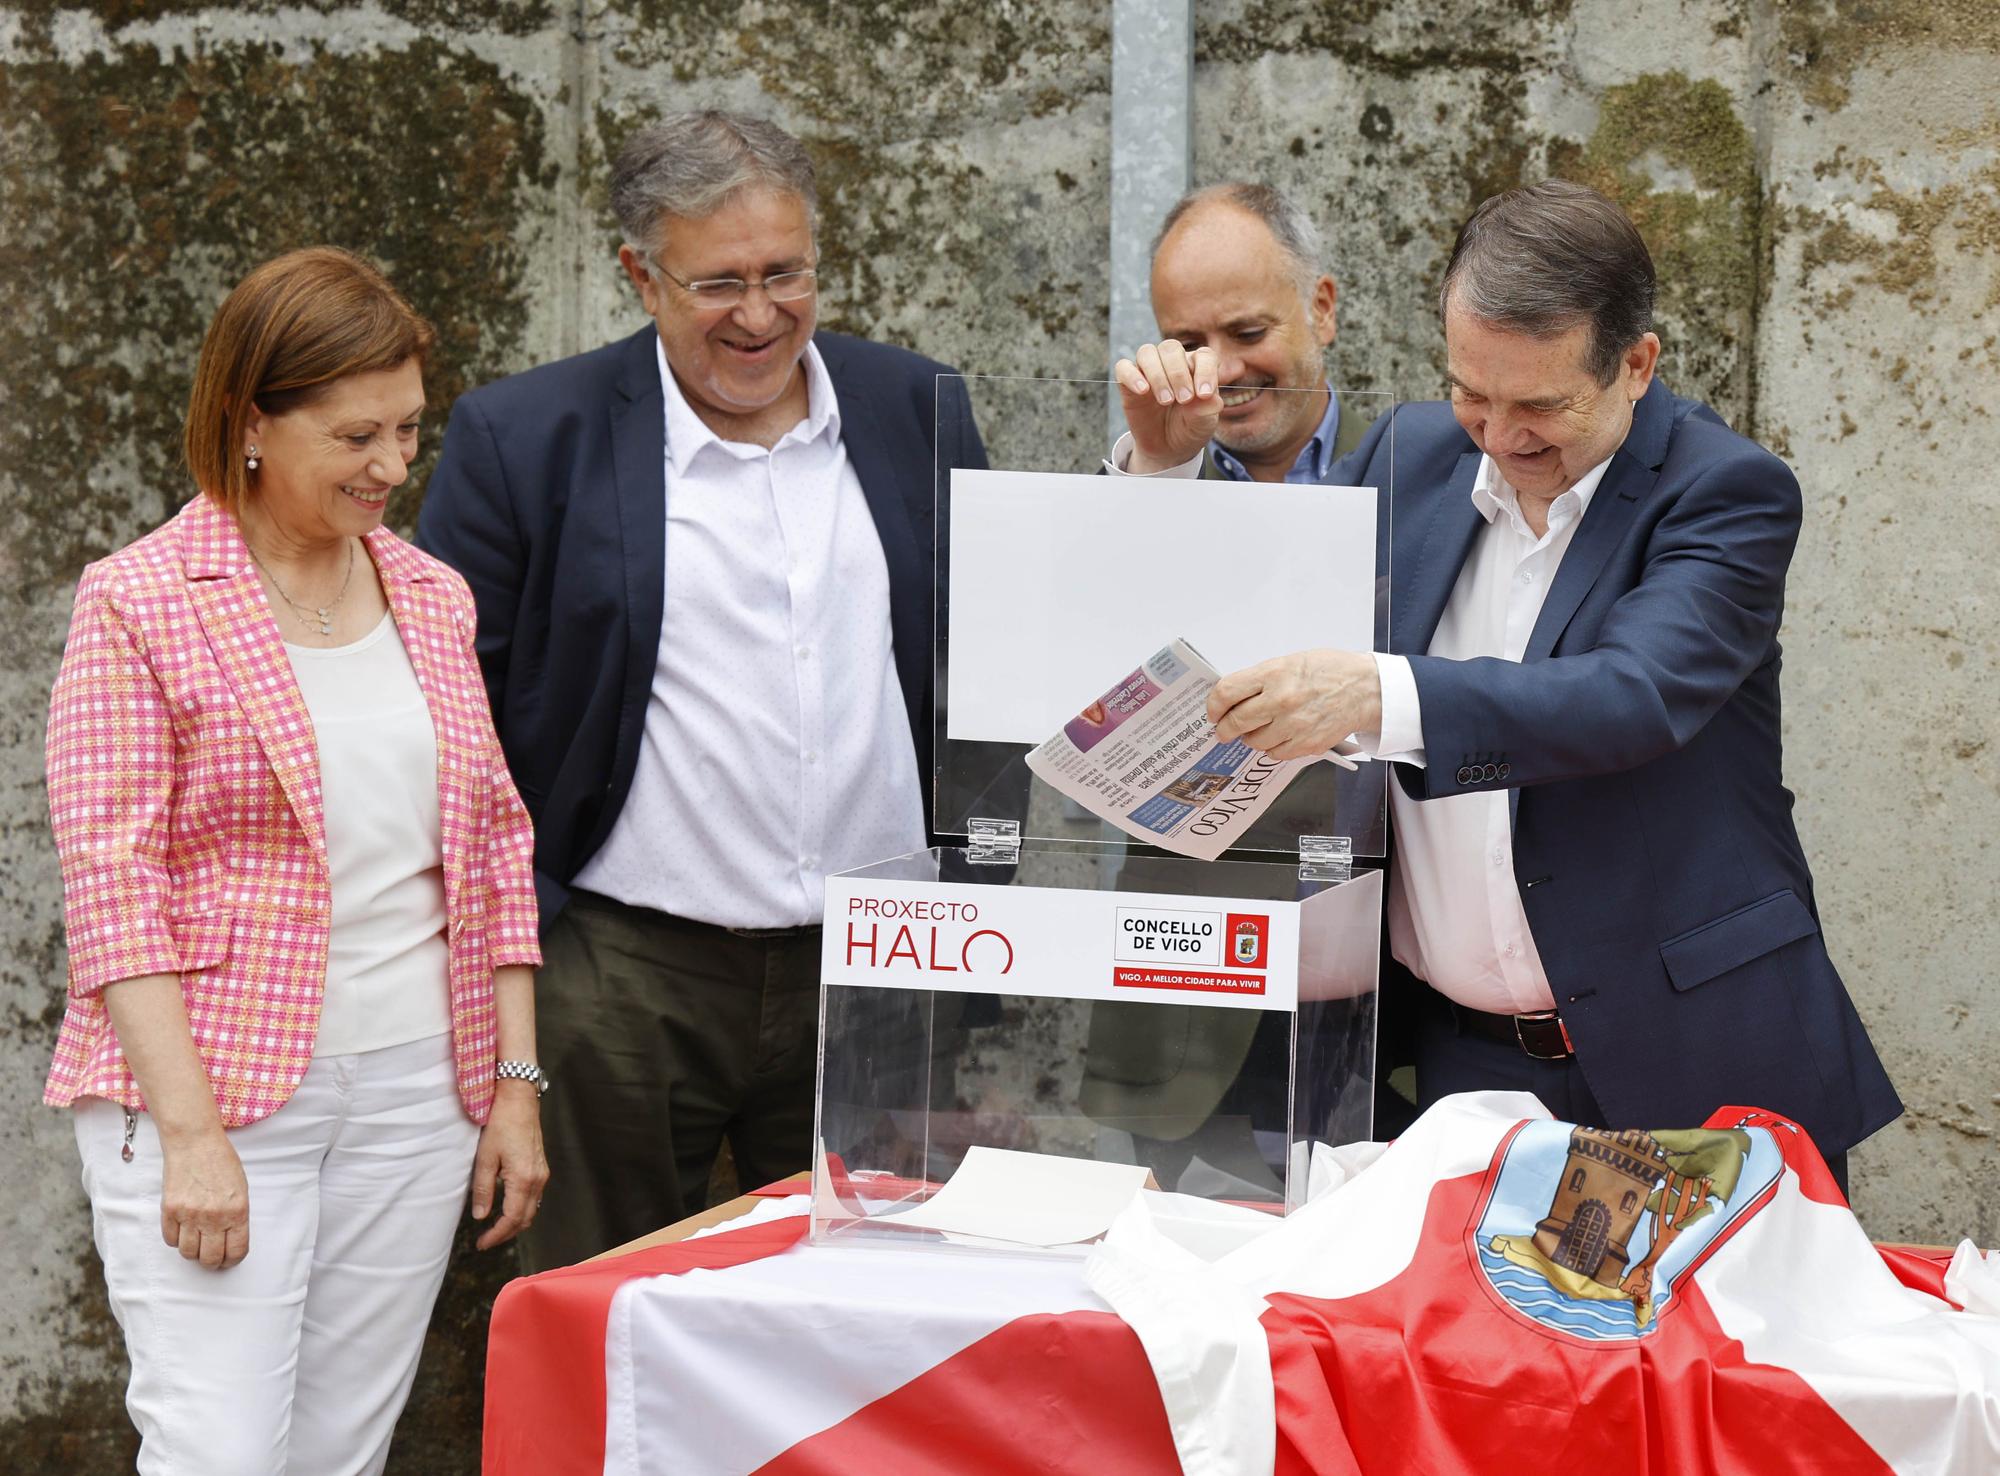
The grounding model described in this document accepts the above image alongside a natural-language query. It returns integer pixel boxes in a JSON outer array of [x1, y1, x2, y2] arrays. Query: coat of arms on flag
[[1476, 1121, 1773, 1335]]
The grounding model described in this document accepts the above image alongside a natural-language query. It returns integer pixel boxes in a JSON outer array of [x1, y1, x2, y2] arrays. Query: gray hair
[[1153, 182, 1329, 300], [610, 109, 819, 258], [1439, 179, 1656, 384]]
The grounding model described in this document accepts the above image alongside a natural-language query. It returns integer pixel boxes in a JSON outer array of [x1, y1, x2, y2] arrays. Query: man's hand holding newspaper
[[1024, 638, 1358, 862], [1208, 648, 1384, 762]]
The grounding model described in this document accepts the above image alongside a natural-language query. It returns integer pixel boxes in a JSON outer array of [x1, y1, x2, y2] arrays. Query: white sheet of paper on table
[[881, 1145, 1154, 1247]]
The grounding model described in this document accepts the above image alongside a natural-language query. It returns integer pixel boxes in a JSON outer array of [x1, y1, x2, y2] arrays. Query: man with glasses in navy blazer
[[419, 110, 972, 1268], [1119, 180, 1900, 1191]]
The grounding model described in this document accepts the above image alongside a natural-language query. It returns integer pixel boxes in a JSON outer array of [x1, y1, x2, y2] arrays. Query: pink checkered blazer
[[43, 494, 541, 1128]]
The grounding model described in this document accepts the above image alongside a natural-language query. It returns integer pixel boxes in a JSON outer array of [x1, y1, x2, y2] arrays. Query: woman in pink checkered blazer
[[44, 248, 547, 1474]]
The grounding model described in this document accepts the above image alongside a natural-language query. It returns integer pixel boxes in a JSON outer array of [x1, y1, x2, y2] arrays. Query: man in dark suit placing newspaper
[[1116, 181, 1899, 1187]]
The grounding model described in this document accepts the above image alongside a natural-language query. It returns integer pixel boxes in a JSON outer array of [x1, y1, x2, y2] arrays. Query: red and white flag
[[1090, 1091, 2000, 1475], [484, 1094, 1997, 1474]]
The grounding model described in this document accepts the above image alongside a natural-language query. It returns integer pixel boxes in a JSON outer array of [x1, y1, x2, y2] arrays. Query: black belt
[[1445, 999, 1575, 1061], [569, 889, 821, 942]]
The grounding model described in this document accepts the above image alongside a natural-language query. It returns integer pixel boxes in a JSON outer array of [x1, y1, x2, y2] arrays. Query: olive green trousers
[[514, 890, 822, 1274]]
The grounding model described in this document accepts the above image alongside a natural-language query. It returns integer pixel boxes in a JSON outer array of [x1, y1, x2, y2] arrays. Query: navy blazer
[[416, 326, 962, 924], [1336, 379, 1900, 1155]]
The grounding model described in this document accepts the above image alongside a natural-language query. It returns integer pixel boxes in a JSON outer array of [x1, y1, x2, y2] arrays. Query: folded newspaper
[[1024, 638, 1354, 861]]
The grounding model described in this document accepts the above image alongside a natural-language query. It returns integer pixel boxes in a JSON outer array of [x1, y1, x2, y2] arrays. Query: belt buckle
[[1513, 1009, 1574, 1061]]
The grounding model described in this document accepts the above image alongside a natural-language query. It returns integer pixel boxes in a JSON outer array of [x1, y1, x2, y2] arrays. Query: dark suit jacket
[[1334, 378, 1901, 1155], [416, 325, 967, 925]]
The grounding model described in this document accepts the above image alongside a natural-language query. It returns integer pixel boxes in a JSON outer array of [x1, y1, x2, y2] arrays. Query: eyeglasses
[[645, 254, 819, 308]]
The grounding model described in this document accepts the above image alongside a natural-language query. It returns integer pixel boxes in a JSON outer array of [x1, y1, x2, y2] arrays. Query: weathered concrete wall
[[2, 0, 1993, 1467], [1759, 0, 2000, 1239]]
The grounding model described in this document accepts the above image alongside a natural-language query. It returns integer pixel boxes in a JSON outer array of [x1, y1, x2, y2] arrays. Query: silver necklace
[[249, 538, 355, 637]]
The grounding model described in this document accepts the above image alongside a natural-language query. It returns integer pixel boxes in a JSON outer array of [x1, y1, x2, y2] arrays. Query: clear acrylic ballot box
[[811, 376, 1394, 1249]]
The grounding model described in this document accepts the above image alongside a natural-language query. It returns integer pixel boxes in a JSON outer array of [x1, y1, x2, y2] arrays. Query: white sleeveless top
[[285, 612, 452, 1055]]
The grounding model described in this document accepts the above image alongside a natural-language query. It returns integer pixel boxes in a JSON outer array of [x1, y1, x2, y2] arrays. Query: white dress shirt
[[1370, 453, 1613, 1014], [572, 340, 928, 929], [286, 612, 452, 1054]]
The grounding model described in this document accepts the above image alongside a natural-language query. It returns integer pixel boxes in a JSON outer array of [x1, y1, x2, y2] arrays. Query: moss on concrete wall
[[1782, 0, 2000, 110], [1797, 170, 2000, 317], [606, 0, 1104, 110], [6, 0, 554, 33], [0, 36, 553, 582], [1553, 70, 1759, 418]]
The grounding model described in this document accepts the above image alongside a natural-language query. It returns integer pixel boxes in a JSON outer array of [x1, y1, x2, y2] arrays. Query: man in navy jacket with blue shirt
[[1120, 181, 1899, 1184], [419, 110, 969, 1268], [1106, 181, 1367, 483]]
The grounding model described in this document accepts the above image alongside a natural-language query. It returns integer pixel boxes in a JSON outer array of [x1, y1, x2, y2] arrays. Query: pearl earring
[[246, 446, 260, 471]]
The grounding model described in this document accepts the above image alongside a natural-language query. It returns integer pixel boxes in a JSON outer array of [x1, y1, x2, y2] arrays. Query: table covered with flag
[[483, 1094, 1999, 1475]]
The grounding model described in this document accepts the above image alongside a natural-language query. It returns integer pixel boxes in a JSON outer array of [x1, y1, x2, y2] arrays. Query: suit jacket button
[[1498, 762, 1511, 779], [1455, 766, 1473, 784], [1483, 763, 1498, 781]]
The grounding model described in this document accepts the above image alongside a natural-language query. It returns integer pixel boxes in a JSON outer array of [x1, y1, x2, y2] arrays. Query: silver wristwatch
[[495, 1059, 549, 1096]]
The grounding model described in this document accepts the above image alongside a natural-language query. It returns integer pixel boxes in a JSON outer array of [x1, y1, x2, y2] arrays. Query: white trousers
[[75, 1033, 481, 1476]]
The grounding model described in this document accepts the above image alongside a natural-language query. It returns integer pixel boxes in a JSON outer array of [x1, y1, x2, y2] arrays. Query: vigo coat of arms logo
[[1471, 1120, 1783, 1339]]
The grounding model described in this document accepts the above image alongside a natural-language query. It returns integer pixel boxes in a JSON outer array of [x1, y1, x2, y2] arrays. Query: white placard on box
[[945, 468, 1377, 745], [826, 874, 1301, 1012]]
